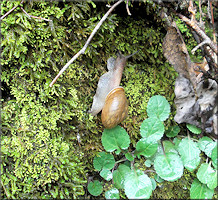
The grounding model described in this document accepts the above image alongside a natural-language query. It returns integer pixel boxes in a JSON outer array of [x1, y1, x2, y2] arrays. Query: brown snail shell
[[101, 86, 128, 129]]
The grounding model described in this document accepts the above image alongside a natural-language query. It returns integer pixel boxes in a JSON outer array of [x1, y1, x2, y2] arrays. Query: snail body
[[89, 52, 137, 129]]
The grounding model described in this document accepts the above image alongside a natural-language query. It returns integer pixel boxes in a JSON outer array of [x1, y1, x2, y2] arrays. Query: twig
[[126, 0, 132, 16], [0, 0, 24, 20], [178, 13, 217, 54], [20, 7, 52, 22], [49, 0, 124, 87], [191, 38, 209, 54]]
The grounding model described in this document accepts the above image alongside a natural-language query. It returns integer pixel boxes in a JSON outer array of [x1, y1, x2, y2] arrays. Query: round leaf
[[145, 159, 152, 167], [197, 163, 214, 184], [105, 188, 120, 199], [190, 178, 214, 199], [162, 140, 178, 154], [211, 145, 217, 169], [113, 164, 131, 189], [125, 152, 134, 161], [93, 152, 115, 171], [207, 170, 217, 190], [100, 169, 112, 181], [178, 137, 200, 171], [102, 126, 130, 152], [140, 117, 164, 143], [124, 169, 152, 199], [154, 152, 183, 181], [135, 138, 158, 158], [88, 180, 103, 196], [147, 95, 170, 121], [198, 137, 216, 158], [186, 124, 201, 134], [166, 125, 180, 138]]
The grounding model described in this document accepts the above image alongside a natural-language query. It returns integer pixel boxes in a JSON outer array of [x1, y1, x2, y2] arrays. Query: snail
[[89, 52, 137, 129]]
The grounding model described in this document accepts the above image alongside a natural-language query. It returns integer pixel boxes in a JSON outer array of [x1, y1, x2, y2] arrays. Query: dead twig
[[126, 0, 132, 16], [0, 0, 24, 20], [49, 0, 124, 87], [178, 13, 217, 54], [20, 7, 52, 21]]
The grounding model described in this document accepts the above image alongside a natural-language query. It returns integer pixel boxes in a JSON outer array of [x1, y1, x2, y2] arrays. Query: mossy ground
[[1, 1, 214, 199]]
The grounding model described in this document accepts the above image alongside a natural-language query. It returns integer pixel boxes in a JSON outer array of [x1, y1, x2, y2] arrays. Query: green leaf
[[177, 137, 200, 171], [93, 152, 115, 171], [197, 163, 214, 184], [166, 125, 180, 138], [211, 145, 217, 169], [124, 169, 152, 199], [162, 140, 178, 155], [100, 169, 112, 181], [140, 117, 164, 143], [105, 188, 120, 199], [144, 159, 152, 167], [102, 126, 130, 153], [135, 138, 158, 158], [151, 178, 157, 190], [113, 164, 131, 189], [173, 137, 182, 150], [190, 178, 214, 199], [207, 170, 217, 190], [87, 180, 103, 197], [154, 174, 164, 183], [154, 152, 183, 181], [125, 152, 134, 161], [186, 124, 201, 134], [147, 95, 170, 121], [198, 137, 216, 158]]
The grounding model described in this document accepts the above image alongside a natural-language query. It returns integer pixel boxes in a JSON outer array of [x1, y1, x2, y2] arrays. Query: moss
[[2, 0, 215, 199]]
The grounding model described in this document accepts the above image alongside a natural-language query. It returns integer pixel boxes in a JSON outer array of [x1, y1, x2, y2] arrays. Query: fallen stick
[[49, 0, 124, 87]]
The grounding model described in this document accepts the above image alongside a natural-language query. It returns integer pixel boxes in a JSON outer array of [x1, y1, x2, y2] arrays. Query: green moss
[[2, 0, 213, 199]]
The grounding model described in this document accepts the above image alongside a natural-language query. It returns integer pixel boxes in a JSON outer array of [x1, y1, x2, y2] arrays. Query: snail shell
[[101, 86, 128, 129]]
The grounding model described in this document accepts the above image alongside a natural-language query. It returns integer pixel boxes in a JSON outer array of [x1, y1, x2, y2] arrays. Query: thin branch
[[191, 39, 209, 54], [126, 0, 132, 16], [178, 13, 217, 54], [0, 0, 24, 20], [49, 0, 124, 87], [20, 7, 51, 21]]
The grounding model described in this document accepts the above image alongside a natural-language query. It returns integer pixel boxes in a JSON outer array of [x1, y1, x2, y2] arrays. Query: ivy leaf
[[140, 117, 164, 143], [154, 152, 183, 181], [162, 140, 178, 155], [207, 170, 217, 190], [102, 126, 130, 153], [198, 137, 216, 158], [93, 152, 115, 171], [144, 159, 152, 167], [211, 145, 217, 169], [125, 152, 134, 161], [147, 95, 170, 121], [135, 138, 158, 158], [166, 125, 180, 138], [113, 164, 131, 189], [87, 180, 103, 196], [190, 178, 214, 199], [177, 137, 200, 171], [105, 188, 120, 199], [100, 169, 112, 181], [124, 169, 152, 199], [197, 163, 214, 184], [186, 124, 201, 134], [154, 174, 164, 183]]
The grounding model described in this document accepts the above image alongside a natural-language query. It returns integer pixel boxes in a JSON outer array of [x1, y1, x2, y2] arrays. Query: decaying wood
[[162, 15, 217, 136]]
